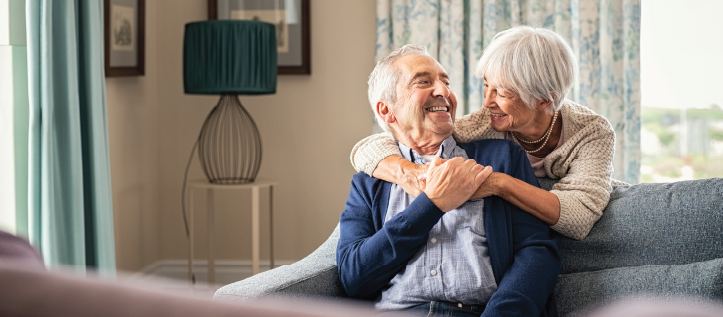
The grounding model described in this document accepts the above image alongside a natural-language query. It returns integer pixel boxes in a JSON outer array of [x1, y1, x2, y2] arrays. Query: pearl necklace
[[510, 111, 558, 154]]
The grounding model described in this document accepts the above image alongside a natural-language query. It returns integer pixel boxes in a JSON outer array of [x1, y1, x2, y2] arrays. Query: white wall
[[108, 0, 377, 271], [106, 1, 161, 271]]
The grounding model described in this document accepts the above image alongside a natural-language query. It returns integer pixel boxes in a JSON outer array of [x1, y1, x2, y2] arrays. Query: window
[[0, 0, 27, 234], [640, 0, 723, 182]]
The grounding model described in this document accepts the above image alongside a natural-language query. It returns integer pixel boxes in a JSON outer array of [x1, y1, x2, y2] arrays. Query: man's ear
[[376, 101, 396, 123]]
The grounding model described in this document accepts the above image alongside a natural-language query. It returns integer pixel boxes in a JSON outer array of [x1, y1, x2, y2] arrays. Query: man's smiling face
[[389, 54, 456, 152]]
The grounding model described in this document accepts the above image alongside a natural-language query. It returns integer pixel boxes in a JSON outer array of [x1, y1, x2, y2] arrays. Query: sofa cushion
[[554, 257, 723, 316], [539, 178, 723, 274]]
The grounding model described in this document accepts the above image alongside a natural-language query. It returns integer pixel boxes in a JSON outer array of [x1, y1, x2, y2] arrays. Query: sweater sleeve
[[547, 106, 616, 240], [350, 133, 400, 175], [336, 175, 444, 300]]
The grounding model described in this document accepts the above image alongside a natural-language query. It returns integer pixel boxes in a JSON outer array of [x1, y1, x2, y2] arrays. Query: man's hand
[[423, 157, 492, 212]]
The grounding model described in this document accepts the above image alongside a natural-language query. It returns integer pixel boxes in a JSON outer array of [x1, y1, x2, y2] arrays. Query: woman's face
[[482, 78, 538, 133]]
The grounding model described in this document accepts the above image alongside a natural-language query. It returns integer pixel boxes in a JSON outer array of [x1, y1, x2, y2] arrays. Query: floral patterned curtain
[[375, 0, 642, 183]]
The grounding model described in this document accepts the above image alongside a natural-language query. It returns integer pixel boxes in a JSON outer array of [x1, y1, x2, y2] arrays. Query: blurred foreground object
[[0, 229, 44, 268], [0, 261, 387, 317]]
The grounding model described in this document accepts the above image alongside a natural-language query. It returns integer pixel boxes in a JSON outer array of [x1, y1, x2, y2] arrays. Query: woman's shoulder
[[559, 100, 614, 136], [547, 99, 616, 177]]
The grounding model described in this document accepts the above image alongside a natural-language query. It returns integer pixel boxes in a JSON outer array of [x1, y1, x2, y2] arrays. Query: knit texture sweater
[[350, 100, 618, 240]]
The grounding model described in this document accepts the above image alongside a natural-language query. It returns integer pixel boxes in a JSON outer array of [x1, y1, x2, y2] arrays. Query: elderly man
[[336, 44, 560, 317]]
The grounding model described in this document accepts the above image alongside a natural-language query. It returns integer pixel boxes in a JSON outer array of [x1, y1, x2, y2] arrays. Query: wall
[[106, 1, 161, 271], [108, 0, 377, 271]]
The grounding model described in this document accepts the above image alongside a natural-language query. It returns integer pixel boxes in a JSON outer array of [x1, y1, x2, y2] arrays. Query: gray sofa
[[214, 178, 723, 316]]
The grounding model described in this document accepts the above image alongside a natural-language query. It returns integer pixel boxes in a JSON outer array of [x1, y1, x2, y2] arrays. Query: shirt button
[[430, 269, 437, 276], [431, 238, 437, 243]]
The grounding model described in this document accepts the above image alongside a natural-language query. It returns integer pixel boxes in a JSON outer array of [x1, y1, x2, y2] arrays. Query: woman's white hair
[[367, 44, 430, 136], [476, 26, 577, 111]]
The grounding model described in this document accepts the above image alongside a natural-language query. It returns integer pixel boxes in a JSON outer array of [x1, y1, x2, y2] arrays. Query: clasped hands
[[402, 157, 494, 212]]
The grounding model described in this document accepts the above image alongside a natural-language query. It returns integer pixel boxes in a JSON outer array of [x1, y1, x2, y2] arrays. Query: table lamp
[[183, 20, 277, 184]]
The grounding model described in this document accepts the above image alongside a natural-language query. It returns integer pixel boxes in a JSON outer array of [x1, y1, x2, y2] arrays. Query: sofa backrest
[[538, 178, 723, 274], [540, 177, 723, 315]]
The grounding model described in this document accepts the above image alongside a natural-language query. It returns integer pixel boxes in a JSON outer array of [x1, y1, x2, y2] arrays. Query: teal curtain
[[26, 0, 115, 272], [376, 0, 642, 183]]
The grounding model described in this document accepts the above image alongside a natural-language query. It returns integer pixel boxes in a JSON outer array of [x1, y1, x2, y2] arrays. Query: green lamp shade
[[183, 20, 277, 95]]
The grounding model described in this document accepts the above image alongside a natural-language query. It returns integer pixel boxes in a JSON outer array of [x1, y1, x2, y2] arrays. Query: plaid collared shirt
[[375, 136, 498, 311]]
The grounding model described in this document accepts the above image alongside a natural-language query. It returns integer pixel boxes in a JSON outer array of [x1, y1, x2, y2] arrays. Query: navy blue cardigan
[[337, 139, 560, 317]]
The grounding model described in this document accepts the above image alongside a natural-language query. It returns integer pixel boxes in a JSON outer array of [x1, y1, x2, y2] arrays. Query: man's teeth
[[491, 113, 506, 117], [427, 106, 448, 112]]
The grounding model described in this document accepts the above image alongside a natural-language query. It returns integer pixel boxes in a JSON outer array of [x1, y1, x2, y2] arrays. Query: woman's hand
[[372, 155, 429, 197], [400, 169, 427, 197], [373, 155, 493, 199], [470, 172, 502, 199]]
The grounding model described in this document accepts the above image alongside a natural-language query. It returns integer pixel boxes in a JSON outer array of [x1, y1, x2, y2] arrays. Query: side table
[[185, 178, 277, 285]]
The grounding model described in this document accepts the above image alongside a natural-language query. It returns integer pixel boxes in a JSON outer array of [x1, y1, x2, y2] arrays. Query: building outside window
[[641, 0, 723, 182]]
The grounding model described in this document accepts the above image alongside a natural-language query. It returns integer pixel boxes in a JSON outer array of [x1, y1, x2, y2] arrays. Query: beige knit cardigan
[[351, 100, 620, 240]]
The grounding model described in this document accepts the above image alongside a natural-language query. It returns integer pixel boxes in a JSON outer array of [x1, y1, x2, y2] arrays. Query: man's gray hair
[[476, 26, 577, 111], [368, 44, 431, 136]]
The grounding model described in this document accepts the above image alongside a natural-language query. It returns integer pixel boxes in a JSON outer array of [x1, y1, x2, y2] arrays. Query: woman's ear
[[376, 101, 396, 123], [537, 93, 556, 112]]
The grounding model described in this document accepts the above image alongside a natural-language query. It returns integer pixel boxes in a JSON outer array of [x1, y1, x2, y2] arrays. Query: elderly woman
[[351, 26, 619, 240]]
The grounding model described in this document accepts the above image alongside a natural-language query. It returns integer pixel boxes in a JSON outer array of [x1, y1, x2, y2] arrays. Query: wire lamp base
[[198, 94, 262, 184]]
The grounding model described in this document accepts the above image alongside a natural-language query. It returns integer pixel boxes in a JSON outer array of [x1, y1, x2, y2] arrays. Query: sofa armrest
[[214, 225, 346, 301]]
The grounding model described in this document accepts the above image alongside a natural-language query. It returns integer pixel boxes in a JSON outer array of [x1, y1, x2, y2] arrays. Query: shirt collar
[[398, 136, 458, 164]]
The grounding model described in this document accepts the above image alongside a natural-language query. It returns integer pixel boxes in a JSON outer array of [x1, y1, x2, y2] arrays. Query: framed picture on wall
[[208, 0, 310, 75], [104, 0, 145, 77]]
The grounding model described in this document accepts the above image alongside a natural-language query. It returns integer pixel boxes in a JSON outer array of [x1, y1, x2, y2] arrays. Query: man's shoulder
[[457, 139, 525, 157], [350, 172, 390, 197], [352, 171, 383, 184], [458, 138, 517, 147]]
